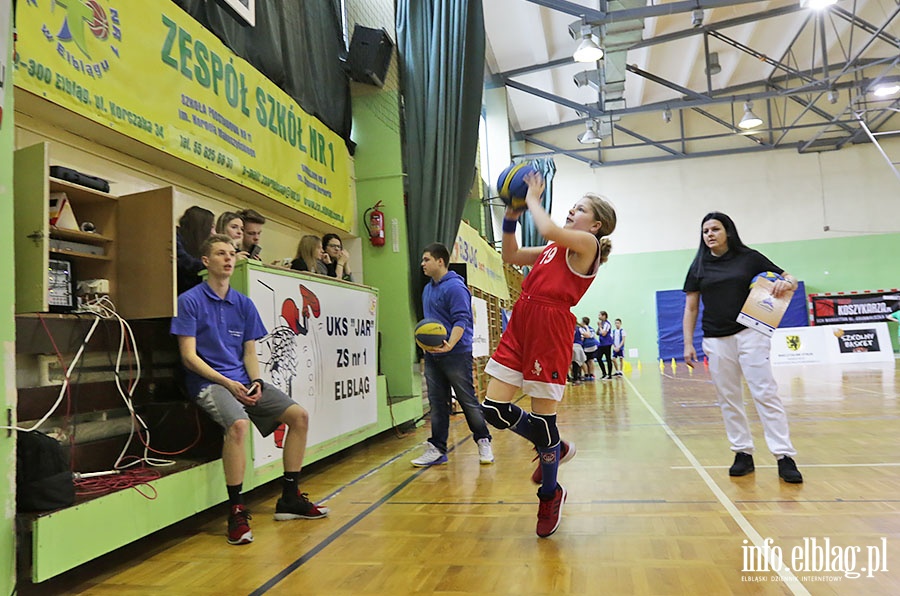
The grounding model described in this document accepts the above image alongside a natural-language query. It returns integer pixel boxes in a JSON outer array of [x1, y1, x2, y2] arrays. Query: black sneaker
[[729, 452, 755, 476], [778, 456, 803, 483], [274, 492, 330, 520]]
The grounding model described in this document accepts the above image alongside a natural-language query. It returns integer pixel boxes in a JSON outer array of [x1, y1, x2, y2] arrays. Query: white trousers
[[702, 328, 796, 457]]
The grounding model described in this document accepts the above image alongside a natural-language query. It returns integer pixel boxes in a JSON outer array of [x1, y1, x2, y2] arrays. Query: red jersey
[[521, 241, 599, 306], [484, 240, 600, 400]]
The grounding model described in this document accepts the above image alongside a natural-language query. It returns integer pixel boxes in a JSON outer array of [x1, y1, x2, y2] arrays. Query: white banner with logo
[[472, 296, 489, 357], [247, 269, 378, 467], [771, 323, 893, 366]]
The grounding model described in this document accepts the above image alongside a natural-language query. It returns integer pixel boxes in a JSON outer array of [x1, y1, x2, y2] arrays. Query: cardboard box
[[737, 277, 793, 336]]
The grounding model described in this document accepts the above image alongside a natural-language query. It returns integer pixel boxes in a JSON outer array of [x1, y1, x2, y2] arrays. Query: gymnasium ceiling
[[483, 0, 900, 168]]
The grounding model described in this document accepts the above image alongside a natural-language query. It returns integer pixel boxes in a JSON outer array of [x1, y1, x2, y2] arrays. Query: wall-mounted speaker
[[348, 25, 394, 87]]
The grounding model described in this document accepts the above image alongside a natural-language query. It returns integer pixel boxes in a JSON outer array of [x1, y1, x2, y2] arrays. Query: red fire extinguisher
[[364, 201, 385, 247]]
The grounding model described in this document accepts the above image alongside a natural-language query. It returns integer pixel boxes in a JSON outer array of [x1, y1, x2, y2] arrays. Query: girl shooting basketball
[[482, 172, 616, 537]]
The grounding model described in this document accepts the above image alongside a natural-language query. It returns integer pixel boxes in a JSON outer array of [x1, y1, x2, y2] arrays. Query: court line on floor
[[249, 471, 423, 596], [249, 420, 475, 595], [624, 376, 811, 596]]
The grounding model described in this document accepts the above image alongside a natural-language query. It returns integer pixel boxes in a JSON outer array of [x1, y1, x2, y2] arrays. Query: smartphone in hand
[[249, 244, 262, 259]]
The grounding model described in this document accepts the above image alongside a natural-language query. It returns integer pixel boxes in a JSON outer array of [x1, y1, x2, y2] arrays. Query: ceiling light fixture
[[574, 37, 604, 63], [872, 82, 900, 97], [662, 108, 672, 124], [578, 120, 602, 144], [801, 0, 838, 9], [573, 24, 604, 63], [827, 89, 839, 104], [691, 8, 704, 28], [705, 52, 721, 76], [573, 70, 601, 89], [738, 101, 763, 130]]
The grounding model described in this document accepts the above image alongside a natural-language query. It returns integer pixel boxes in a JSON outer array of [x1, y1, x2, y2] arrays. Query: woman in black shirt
[[682, 212, 803, 483]]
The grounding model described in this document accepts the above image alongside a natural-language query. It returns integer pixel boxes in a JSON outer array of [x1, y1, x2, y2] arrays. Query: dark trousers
[[424, 351, 491, 453], [597, 345, 613, 377]]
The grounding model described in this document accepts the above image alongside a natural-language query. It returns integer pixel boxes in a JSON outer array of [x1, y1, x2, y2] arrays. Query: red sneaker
[[531, 440, 576, 484], [227, 504, 253, 545], [536, 484, 567, 538]]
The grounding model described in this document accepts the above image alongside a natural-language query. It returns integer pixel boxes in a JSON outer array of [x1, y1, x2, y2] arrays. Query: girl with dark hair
[[595, 310, 613, 379], [176, 206, 215, 295], [481, 172, 616, 537], [321, 233, 352, 280], [682, 212, 803, 484]]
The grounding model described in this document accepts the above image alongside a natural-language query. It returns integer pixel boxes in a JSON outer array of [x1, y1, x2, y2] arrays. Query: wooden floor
[[22, 360, 900, 596]]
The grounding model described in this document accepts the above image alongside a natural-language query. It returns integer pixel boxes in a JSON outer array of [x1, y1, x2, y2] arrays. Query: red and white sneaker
[[536, 484, 567, 538], [227, 504, 253, 545], [531, 440, 576, 484]]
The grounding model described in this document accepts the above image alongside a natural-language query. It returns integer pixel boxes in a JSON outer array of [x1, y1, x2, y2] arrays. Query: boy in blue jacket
[[412, 243, 494, 466]]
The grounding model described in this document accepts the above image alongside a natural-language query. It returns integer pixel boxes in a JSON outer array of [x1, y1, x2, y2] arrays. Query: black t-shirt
[[683, 247, 782, 338]]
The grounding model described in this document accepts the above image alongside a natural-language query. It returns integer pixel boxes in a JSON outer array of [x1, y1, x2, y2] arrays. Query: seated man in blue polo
[[170, 234, 328, 546]]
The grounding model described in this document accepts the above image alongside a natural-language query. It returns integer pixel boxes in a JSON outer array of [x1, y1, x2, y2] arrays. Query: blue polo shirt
[[170, 282, 268, 397]]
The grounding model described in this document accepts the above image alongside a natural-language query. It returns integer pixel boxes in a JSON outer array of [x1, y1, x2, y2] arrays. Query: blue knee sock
[[537, 443, 561, 497]]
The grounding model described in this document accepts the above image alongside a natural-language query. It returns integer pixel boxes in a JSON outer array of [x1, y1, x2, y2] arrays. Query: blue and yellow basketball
[[750, 271, 784, 288], [496, 162, 538, 210], [415, 318, 448, 351]]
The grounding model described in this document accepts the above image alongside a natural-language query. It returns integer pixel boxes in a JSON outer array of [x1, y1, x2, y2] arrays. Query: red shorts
[[484, 295, 574, 401]]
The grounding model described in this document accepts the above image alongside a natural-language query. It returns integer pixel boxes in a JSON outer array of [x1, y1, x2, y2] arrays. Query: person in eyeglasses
[[321, 233, 353, 281]]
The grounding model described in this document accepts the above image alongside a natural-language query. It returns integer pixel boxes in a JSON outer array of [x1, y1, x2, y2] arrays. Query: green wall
[[352, 87, 421, 402], [576, 233, 900, 363], [1, 5, 17, 591]]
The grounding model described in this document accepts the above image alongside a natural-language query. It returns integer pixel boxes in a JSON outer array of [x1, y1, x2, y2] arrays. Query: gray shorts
[[194, 383, 297, 437]]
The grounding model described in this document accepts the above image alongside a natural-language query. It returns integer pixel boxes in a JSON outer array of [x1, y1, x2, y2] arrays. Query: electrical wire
[[11, 297, 203, 500], [74, 466, 161, 500], [0, 315, 100, 433]]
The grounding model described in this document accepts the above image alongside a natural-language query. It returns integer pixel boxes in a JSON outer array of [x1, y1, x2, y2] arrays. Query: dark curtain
[[172, 0, 353, 149], [396, 1, 486, 313], [520, 158, 556, 248]]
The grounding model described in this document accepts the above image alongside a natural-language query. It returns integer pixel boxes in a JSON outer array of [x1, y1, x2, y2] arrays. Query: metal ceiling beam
[[490, 4, 804, 82], [515, 143, 779, 168], [707, 29, 819, 84], [612, 124, 684, 156], [506, 79, 604, 118], [835, 97, 900, 149], [501, 0, 900, 166], [486, 57, 574, 88], [517, 118, 861, 155], [524, 0, 766, 25], [625, 64, 709, 101], [792, 4, 900, 152], [832, 6, 900, 49], [776, 86, 857, 134], [629, 4, 806, 51], [519, 60, 884, 138], [524, 135, 602, 167], [508, 73, 848, 122], [690, 106, 769, 146]]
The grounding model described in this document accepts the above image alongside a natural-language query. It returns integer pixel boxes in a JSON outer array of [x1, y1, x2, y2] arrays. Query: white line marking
[[624, 376, 811, 595]]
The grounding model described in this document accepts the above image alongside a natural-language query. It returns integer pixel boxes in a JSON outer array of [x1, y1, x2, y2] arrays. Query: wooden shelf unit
[[14, 142, 177, 319]]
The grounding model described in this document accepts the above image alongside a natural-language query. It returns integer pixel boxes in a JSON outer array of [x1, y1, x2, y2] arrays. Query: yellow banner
[[15, 1, 352, 231], [452, 221, 509, 300]]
